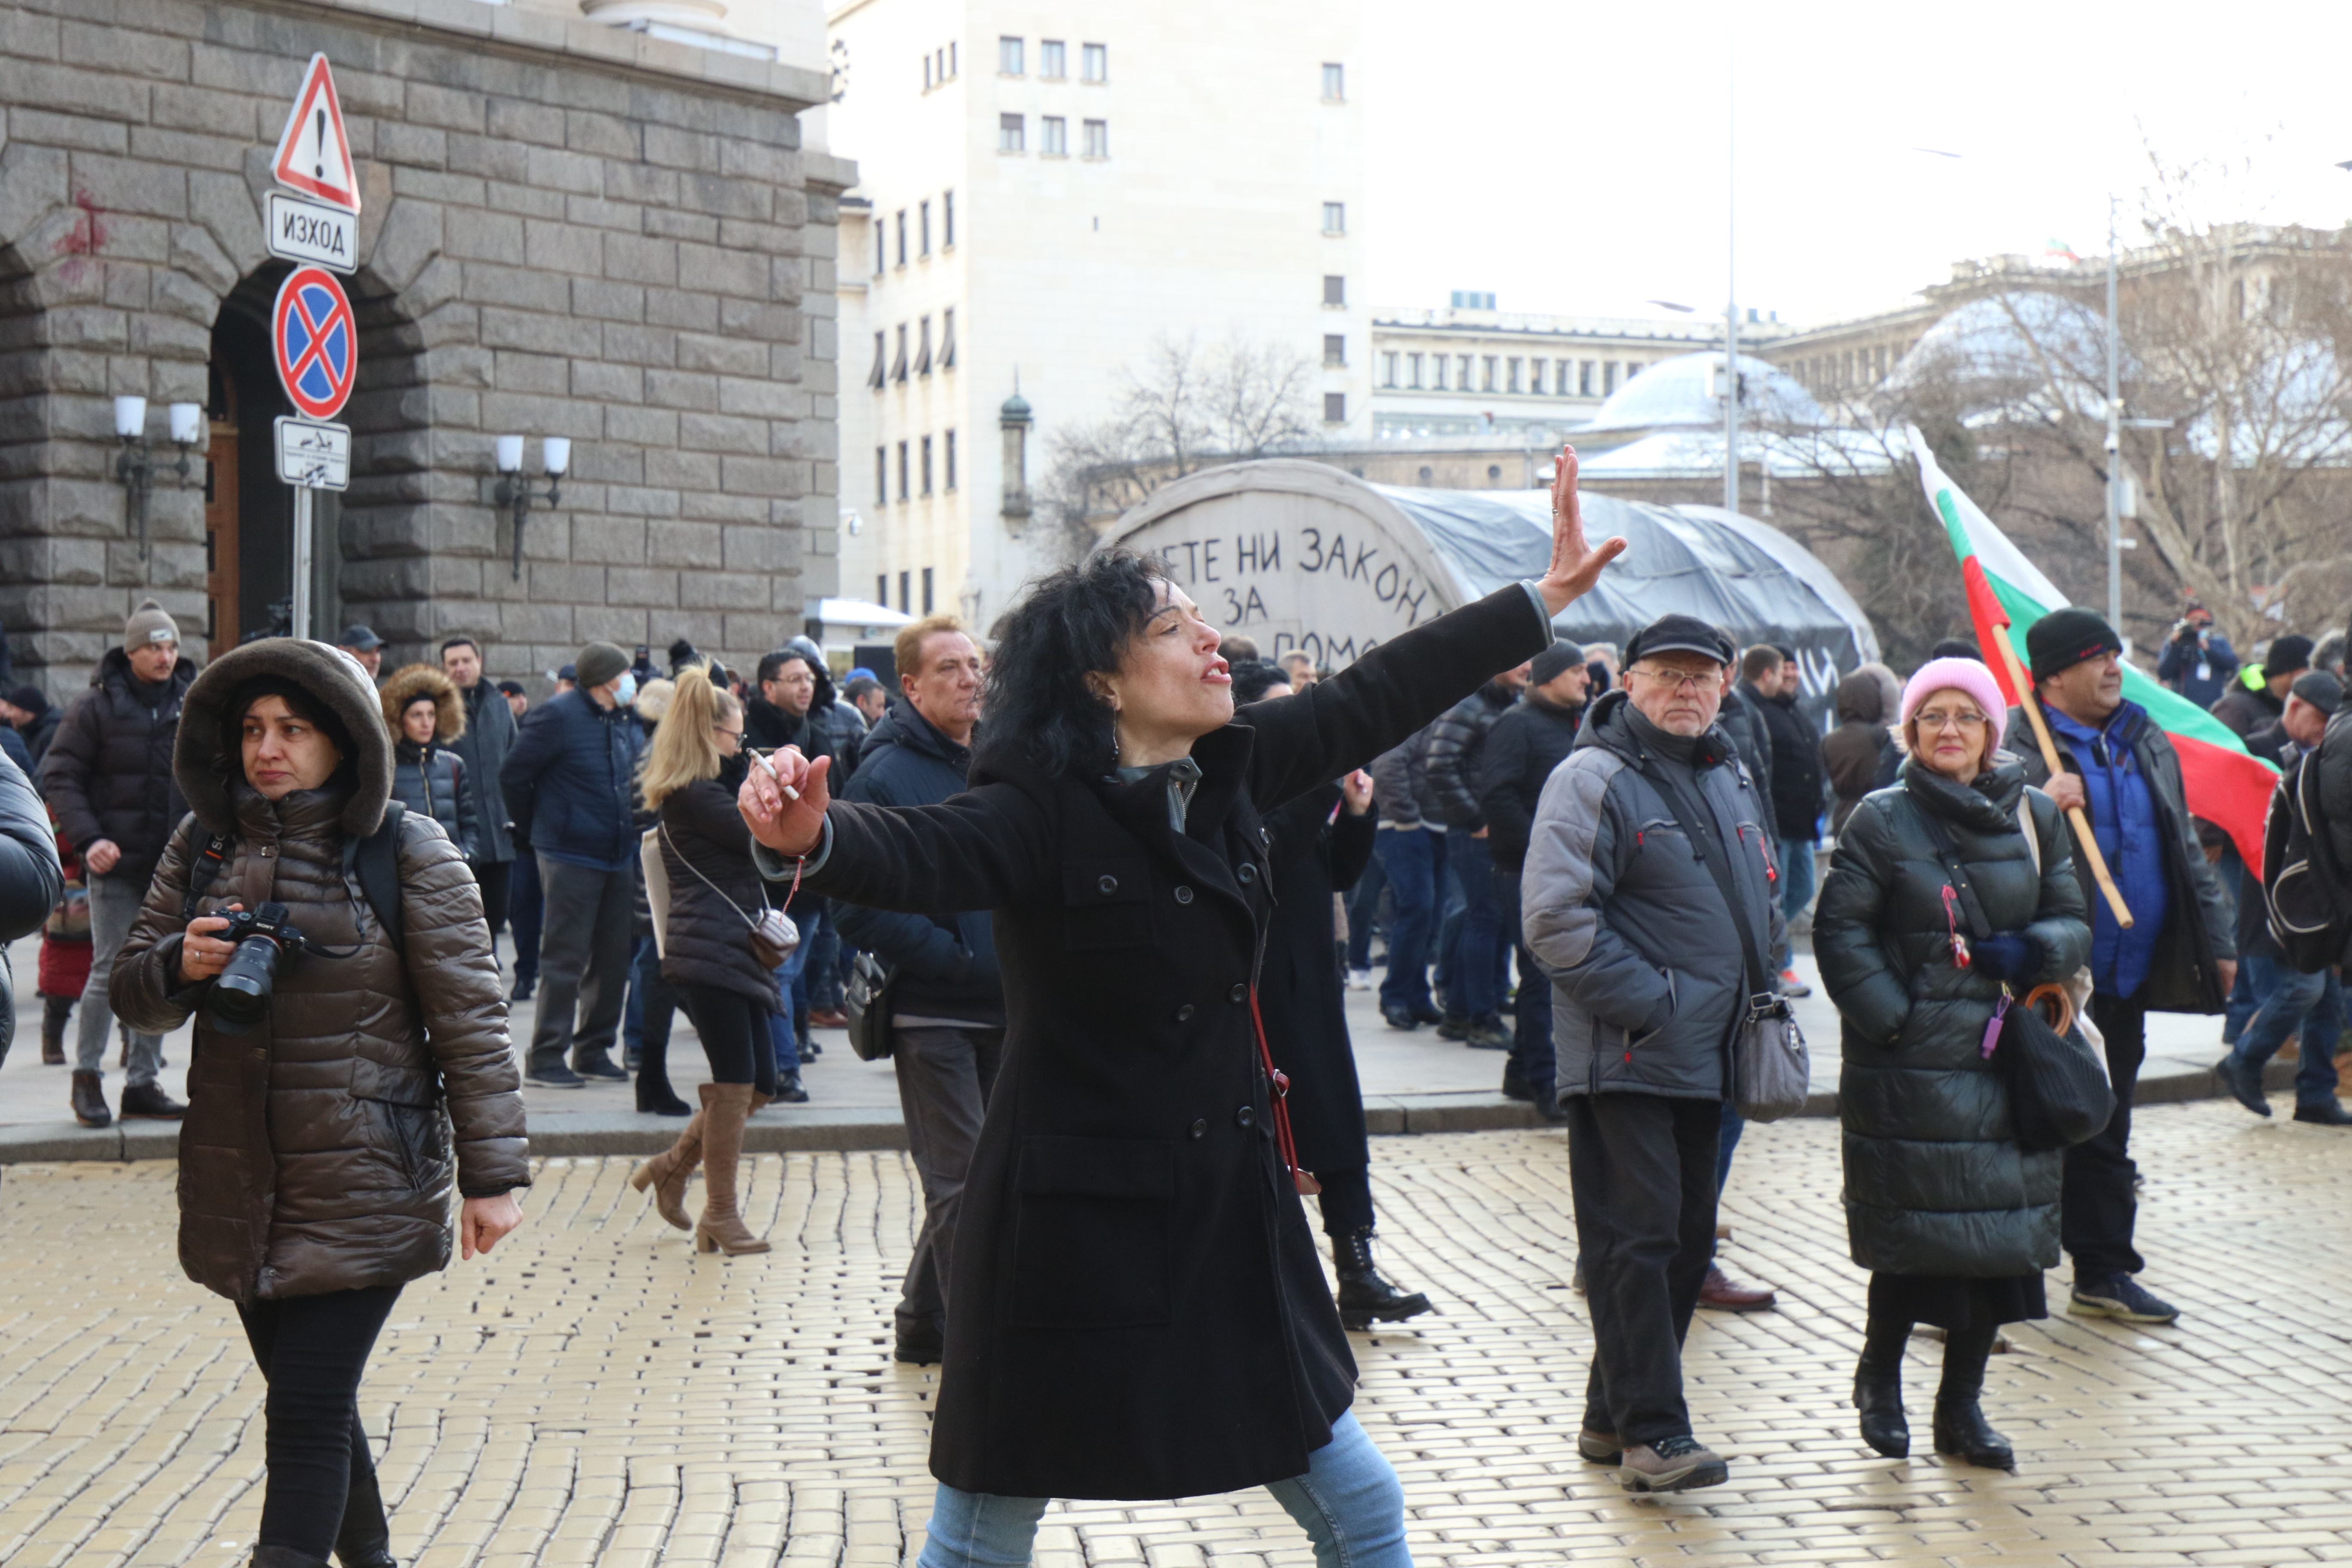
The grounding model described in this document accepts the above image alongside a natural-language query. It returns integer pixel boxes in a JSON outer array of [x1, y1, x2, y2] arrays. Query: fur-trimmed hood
[[380, 663, 468, 745], [175, 638, 394, 839]]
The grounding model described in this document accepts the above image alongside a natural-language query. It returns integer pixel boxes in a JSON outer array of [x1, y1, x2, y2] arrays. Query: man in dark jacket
[[2008, 608, 2238, 1327], [441, 637, 524, 985], [0, 746, 64, 1067], [1522, 614, 1782, 1492], [2155, 604, 2238, 710], [0, 685, 60, 767], [501, 640, 644, 1086], [1756, 646, 1824, 998], [1368, 724, 1446, 1030], [834, 617, 1003, 1366], [2210, 632, 2312, 740], [1722, 646, 1777, 787], [1476, 641, 1586, 1112], [1424, 657, 1532, 1046], [40, 599, 195, 1127]]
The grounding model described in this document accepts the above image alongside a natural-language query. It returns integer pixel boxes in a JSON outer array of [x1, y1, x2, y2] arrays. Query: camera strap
[[178, 802, 408, 955]]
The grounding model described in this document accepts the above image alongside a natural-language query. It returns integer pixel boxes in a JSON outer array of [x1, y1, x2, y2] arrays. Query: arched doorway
[[208, 264, 300, 645]]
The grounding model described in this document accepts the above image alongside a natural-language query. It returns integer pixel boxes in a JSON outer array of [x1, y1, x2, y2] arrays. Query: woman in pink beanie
[[1810, 654, 2091, 1470]]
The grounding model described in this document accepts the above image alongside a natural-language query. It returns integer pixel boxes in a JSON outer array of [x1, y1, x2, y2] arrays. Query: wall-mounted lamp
[[115, 396, 203, 559], [494, 435, 571, 579]]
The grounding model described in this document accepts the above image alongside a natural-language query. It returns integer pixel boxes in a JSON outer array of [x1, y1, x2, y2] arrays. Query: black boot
[[1932, 1319, 2014, 1469], [1332, 1227, 1434, 1331], [334, 1466, 397, 1568], [41, 994, 71, 1065], [1853, 1314, 1910, 1458], [633, 1029, 692, 1116], [248, 1546, 330, 1567]]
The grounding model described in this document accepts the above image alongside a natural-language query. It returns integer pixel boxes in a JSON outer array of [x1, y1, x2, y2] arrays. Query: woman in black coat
[[1232, 658, 1433, 1334], [738, 455, 1620, 1565], [380, 665, 481, 862], [1814, 657, 2091, 1470]]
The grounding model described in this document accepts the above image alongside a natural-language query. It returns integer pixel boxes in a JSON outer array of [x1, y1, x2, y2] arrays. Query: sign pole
[[291, 488, 314, 641]]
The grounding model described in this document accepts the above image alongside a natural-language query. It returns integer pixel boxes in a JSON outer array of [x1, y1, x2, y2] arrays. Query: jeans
[[805, 901, 844, 1012], [1442, 836, 1510, 1021], [2063, 991, 2148, 1280], [77, 873, 162, 1085], [2219, 852, 2256, 1044], [894, 1026, 1006, 1332], [1775, 835, 1816, 969], [530, 855, 635, 1072], [1431, 843, 1465, 1008], [1374, 828, 1441, 1016], [1500, 873, 1556, 1094], [767, 967, 802, 1078], [2232, 956, 2345, 1109], [236, 1284, 402, 1559], [1345, 851, 1386, 972], [509, 850, 543, 986], [1565, 1092, 1722, 1446], [623, 931, 677, 1063], [917, 1410, 1409, 1568]]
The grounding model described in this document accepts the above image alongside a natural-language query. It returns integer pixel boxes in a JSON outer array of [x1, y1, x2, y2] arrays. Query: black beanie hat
[[2026, 607, 2123, 681], [2266, 634, 2315, 680], [1530, 641, 1587, 685]]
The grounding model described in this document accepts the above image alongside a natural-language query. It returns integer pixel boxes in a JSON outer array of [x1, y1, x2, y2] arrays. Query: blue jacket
[[2041, 701, 2173, 998], [499, 689, 643, 872], [832, 701, 1002, 1025], [2156, 628, 2239, 710]]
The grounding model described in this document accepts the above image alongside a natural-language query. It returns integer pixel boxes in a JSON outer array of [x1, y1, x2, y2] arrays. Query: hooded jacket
[[40, 646, 198, 883], [1522, 689, 1785, 1101], [1816, 757, 2090, 1276], [382, 666, 479, 862], [1821, 669, 1896, 835], [107, 638, 529, 1304], [1423, 680, 1519, 830]]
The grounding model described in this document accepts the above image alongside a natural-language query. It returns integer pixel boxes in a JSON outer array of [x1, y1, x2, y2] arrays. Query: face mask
[[616, 672, 637, 707]]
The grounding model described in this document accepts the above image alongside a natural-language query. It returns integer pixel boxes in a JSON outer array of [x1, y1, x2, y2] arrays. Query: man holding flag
[[1912, 429, 2255, 1331]]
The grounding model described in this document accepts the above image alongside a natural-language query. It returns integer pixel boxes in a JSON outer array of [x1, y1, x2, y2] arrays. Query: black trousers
[[2062, 991, 2149, 1280], [530, 856, 635, 1070], [510, 851, 543, 985], [236, 1284, 403, 1558], [1564, 1092, 1721, 1447], [674, 980, 778, 1098], [475, 858, 511, 950], [1313, 1165, 1376, 1238]]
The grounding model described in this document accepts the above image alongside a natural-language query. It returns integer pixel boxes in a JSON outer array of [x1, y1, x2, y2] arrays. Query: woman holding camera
[[1813, 657, 2090, 1470], [628, 665, 779, 1255], [738, 453, 1619, 1566], [380, 664, 480, 862], [110, 639, 528, 1568]]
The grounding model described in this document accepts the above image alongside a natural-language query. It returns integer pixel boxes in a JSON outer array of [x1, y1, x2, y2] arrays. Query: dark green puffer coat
[[1815, 756, 2091, 1277]]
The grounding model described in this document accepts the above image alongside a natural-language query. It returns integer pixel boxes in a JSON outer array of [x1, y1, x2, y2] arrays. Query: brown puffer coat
[[110, 638, 529, 1304]]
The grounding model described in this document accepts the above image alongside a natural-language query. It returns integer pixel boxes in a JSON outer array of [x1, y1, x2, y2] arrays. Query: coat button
[[1174, 885, 1194, 904], [1175, 1004, 1195, 1022], [1260, 826, 1271, 843], [1097, 873, 1118, 896], [1228, 983, 1247, 1003], [1189, 1118, 1207, 1139], [1235, 1105, 1255, 1128], [1237, 864, 1256, 884]]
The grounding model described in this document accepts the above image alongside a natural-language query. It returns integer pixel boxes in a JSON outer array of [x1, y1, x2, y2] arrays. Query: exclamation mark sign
[[314, 108, 327, 181]]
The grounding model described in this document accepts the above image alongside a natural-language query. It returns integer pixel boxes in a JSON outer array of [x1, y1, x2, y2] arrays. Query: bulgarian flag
[[1907, 426, 2279, 878]]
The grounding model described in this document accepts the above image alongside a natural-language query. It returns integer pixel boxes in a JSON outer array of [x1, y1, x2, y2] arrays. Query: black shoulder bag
[[843, 951, 897, 1062]]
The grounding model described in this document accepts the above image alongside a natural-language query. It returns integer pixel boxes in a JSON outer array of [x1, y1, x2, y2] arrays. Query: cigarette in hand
[[755, 748, 802, 801]]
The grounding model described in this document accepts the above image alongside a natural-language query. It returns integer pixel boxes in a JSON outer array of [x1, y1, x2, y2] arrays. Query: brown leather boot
[[695, 1082, 771, 1256], [628, 1083, 711, 1231]]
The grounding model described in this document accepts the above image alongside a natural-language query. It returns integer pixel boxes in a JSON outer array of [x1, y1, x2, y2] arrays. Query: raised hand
[[1340, 768, 1374, 816], [1537, 446, 1626, 616], [738, 746, 831, 858]]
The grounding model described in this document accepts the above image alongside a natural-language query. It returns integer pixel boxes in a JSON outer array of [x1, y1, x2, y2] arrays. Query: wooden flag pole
[[1986, 621, 2135, 929]]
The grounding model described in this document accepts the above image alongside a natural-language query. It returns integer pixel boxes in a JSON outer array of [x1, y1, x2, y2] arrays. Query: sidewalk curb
[[0, 1060, 2293, 1165]]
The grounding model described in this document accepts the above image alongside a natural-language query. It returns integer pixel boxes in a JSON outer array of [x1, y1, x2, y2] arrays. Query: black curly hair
[[984, 550, 1173, 778]]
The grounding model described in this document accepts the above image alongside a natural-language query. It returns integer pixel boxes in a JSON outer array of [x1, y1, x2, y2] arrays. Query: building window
[[1322, 202, 1345, 235], [1041, 116, 1067, 156], [998, 113, 1024, 152], [897, 442, 910, 502], [922, 567, 936, 614], [1529, 359, 1547, 395], [874, 447, 886, 505], [916, 316, 933, 376], [943, 190, 956, 246], [1040, 39, 1065, 78], [1379, 349, 1396, 385], [1456, 354, 1471, 388], [1082, 119, 1108, 158], [1322, 62, 1344, 100], [1408, 352, 1423, 389], [899, 570, 912, 611], [940, 307, 957, 369], [1507, 357, 1522, 393], [874, 222, 884, 276], [1323, 392, 1346, 423], [998, 36, 1023, 74], [1417, 464, 1433, 482], [1481, 356, 1497, 392], [1082, 42, 1106, 82], [895, 210, 907, 266], [892, 324, 909, 383], [1325, 334, 1347, 368], [948, 41, 957, 77], [1322, 274, 1344, 306], [877, 573, 889, 605], [1625, 360, 1642, 380], [868, 331, 885, 390], [1578, 360, 1593, 395], [1487, 464, 1503, 481], [921, 435, 934, 496], [1432, 355, 1446, 390], [919, 200, 931, 256], [945, 428, 958, 489], [1602, 361, 1617, 395]]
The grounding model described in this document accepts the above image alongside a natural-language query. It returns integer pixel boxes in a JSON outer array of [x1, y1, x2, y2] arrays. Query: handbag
[[1918, 806, 2115, 1152], [660, 819, 800, 969], [843, 949, 897, 1061], [2013, 799, 2103, 1056], [1635, 762, 1810, 1122], [640, 826, 672, 957]]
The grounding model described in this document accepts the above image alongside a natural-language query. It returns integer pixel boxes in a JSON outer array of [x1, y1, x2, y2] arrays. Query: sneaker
[[1435, 1016, 1471, 1042], [1463, 1016, 1511, 1050], [1382, 1007, 1421, 1032], [1620, 1434, 1728, 1492], [572, 1053, 631, 1082], [1409, 1005, 1445, 1026], [774, 1071, 810, 1104], [1698, 1262, 1777, 1313], [1577, 1428, 1623, 1464], [2068, 1273, 2180, 1325], [1776, 968, 1813, 998], [117, 1081, 188, 1120], [528, 1063, 587, 1089], [1347, 968, 1375, 991], [800, 1038, 823, 1058], [2218, 1053, 2271, 1117]]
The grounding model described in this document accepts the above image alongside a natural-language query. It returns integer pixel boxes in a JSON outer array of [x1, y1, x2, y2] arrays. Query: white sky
[[1360, 0, 2352, 330]]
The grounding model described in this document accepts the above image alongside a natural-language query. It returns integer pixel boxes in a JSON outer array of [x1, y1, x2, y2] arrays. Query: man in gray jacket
[[1523, 613, 1783, 1495]]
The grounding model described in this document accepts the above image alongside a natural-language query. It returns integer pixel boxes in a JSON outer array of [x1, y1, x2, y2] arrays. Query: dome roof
[[1580, 350, 1822, 434], [1884, 291, 2115, 420]]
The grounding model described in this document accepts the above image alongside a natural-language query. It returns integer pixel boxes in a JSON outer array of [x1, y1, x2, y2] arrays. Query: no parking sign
[[271, 266, 357, 422]]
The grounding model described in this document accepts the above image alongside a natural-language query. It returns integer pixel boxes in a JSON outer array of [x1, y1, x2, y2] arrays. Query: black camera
[[208, 900, 307, 1034]]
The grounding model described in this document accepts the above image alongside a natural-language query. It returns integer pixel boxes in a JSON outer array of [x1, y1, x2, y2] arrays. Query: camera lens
[[209, 936, 282, 1034]]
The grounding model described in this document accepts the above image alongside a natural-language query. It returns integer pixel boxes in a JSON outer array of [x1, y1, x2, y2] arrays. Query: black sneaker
[[1435, 1016, 1471, 1041], [528, 1063, 587, 1089], [1382, 1007, 1420, 1031], [1409, 1005, 1445, 1026], [2068, 1273, 2180, 1325], [1464, 1016, 1510, 1050], [118, 1081, 187, 1120], [571, 1052, 631, 1082]]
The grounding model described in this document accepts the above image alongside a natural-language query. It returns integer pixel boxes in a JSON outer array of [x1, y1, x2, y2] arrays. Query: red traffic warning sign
[[270, 54, 360, 214], [272, 267, 358, 422]]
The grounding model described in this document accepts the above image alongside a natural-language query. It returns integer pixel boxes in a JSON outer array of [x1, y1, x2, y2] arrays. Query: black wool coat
[[1257, 783, 1377, 1175], [783, 584, 1549, 1501]]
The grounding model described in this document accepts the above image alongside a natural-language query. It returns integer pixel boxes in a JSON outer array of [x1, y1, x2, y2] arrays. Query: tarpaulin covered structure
[[1099, 459, 1877, 704]]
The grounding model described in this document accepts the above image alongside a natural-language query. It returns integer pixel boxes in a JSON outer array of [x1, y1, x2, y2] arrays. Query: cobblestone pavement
[[4, 1100, 2350, 1567]]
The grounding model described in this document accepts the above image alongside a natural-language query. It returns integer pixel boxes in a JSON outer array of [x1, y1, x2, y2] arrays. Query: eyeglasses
[[1628, 668, 1718, 695], [1915, 710, 1988, 732], [714, 726, 744, 743]]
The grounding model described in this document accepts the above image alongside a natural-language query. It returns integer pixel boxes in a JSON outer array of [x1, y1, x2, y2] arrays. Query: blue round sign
[[271, 265, 356, 421]]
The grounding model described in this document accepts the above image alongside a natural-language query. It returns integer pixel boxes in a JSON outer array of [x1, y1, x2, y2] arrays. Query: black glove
[[1970, 931, 2042, 984]]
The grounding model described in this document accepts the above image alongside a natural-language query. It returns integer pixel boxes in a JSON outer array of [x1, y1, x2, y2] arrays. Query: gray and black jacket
[[1521, 689, 1784, 1101], [1368, 724, 1444, 832]]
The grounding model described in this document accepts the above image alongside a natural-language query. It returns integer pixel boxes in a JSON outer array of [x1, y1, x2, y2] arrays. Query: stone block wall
[[0, 0, 851, 694]]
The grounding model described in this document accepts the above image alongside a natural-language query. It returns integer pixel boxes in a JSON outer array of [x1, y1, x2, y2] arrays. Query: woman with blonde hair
[[628, 665, 780, 1254]]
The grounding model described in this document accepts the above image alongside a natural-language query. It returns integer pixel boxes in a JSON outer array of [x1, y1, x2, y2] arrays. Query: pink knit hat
[[1900, 657, 2007, 728]]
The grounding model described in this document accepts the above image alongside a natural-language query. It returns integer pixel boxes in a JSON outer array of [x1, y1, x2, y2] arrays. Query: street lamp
[[113, 395, 203, 560], [495, 435, 570, 580]]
